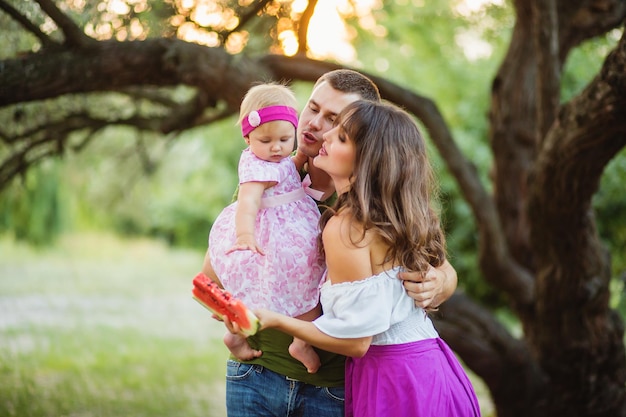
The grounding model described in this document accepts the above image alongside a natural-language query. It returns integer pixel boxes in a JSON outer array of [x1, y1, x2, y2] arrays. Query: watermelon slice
[[191, 272, 261, 336]]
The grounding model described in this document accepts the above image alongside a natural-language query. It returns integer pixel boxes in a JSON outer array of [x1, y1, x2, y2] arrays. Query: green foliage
[[121, 120, 242, 249], [594, 148, 626, 311], [0, 1, 44, 58], [561, 30, 622, 102], [0, 162, 67, 246], [54, 116, 243, 250]]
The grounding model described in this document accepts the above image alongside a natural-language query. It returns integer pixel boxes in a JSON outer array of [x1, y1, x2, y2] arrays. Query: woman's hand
[[253, 308, 280, 331]]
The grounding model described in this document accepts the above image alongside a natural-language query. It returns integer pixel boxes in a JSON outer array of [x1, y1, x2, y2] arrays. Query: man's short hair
[[314, 69, 381, 102]]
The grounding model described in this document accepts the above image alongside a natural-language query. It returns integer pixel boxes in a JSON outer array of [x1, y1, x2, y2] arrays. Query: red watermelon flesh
[[192, 272, 261, 336]]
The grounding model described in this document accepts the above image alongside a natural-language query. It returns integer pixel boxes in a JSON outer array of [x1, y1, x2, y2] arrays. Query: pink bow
[[302, 174, 325, 201]]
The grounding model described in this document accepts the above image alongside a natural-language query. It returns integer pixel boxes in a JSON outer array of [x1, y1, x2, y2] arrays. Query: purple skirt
[[345, 338, 481, 417]]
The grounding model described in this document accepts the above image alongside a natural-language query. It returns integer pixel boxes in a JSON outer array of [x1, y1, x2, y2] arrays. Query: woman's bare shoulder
[[323, 211, 373, 283]]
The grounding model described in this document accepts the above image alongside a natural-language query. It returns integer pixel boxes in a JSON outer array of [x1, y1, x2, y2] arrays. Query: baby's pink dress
[[209, 148, 325, 317]]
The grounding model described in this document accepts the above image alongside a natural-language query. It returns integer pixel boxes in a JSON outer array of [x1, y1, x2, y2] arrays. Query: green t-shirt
[[237, 329, 345, 387]]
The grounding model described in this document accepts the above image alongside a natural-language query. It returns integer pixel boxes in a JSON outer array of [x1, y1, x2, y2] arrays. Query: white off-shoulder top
[[312, 267, 439, 345]]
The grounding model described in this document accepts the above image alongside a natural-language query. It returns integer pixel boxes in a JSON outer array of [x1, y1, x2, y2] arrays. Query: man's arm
[[201, 248, 224, 288], [398, 259, 457, 310]]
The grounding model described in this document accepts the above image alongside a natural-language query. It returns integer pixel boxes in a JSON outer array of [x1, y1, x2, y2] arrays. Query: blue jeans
[[225, 360, 345, 417]]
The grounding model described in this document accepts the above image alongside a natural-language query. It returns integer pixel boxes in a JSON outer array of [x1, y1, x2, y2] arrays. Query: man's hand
[[399, 260, 458, 310], [223, 315, 243, 334]]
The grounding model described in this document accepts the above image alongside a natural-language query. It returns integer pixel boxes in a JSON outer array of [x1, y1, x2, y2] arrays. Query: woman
[[254, 100, 481, 417]]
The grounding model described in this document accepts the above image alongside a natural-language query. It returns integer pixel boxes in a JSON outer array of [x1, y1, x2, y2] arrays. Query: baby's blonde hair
[[238, 83, 298, 126]]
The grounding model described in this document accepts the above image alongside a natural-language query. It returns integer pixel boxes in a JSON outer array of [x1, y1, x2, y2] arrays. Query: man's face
[[296, 81, 361, 158]]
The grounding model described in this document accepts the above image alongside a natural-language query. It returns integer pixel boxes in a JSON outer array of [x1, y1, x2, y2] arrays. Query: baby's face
[[246, 120, 296, 163]]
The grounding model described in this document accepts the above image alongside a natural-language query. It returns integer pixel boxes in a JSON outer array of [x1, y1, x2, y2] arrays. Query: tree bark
[[485, 0, 626, 414], [527, 29, 626, 415], [0, 38, 260, 112]]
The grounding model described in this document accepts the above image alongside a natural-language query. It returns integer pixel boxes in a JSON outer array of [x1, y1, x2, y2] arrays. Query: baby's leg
[[288, 305, 322, 373], [224, 332, 262, 361], [289, 338, 320, 373]]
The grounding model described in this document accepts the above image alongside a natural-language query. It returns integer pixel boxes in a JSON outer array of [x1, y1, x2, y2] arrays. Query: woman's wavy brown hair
[[319, 100, 446, 273]]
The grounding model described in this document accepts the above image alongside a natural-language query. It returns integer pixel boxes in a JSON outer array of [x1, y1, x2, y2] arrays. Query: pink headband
[[241, 105, 298, 137]]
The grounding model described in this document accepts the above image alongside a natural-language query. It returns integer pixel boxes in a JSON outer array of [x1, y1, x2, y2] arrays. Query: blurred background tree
[[1, 1, 626, 415]]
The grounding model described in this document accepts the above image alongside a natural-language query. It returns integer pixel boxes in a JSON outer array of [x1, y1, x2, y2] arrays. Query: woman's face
[[313, 120, 356, 192]]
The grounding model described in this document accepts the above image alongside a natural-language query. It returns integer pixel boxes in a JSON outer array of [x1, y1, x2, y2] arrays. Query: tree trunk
[[482, 1, 626, 417], [485, 0, 626, 415], [527, 30, 626, 414]]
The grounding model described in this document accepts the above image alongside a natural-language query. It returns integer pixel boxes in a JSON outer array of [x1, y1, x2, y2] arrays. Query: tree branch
[[0, 39, 256, 110], [559, 0, 626, 53], [34, 0, 96, 48], [297, 0, 318, 54], [120, 87, 180, 108], [0, 111, 172, 190], [532, 0, 560, 141], [160, 90, 214, 133], [0, 113, 104, 188], [0, 0, 58, 49], [220, 0, 272, 43], [433, 293, 547, 416]]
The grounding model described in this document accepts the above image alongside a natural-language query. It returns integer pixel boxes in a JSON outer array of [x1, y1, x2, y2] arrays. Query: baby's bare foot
[[289, 338, 321, 373], [224, 332, 262, 361]]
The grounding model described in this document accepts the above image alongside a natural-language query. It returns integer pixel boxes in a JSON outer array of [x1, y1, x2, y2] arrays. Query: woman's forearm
[[256, 309, 371, 357]]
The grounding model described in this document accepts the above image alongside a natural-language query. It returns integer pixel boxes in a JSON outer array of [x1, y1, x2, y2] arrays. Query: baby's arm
[[228, 181, 269, 254]]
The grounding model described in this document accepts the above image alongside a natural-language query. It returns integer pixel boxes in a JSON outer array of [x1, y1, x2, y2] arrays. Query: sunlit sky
[[79, 0, 503, 63], [289, 0, 378, 62], [298, 0, 503, 63]]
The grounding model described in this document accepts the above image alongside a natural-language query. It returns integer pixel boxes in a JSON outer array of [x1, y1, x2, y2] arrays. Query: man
[[203, 69, 457, 417]]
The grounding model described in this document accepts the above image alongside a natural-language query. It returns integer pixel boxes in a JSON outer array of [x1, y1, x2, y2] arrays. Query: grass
[[0, 233, 228, 417], [0, 232, 495, 417]]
